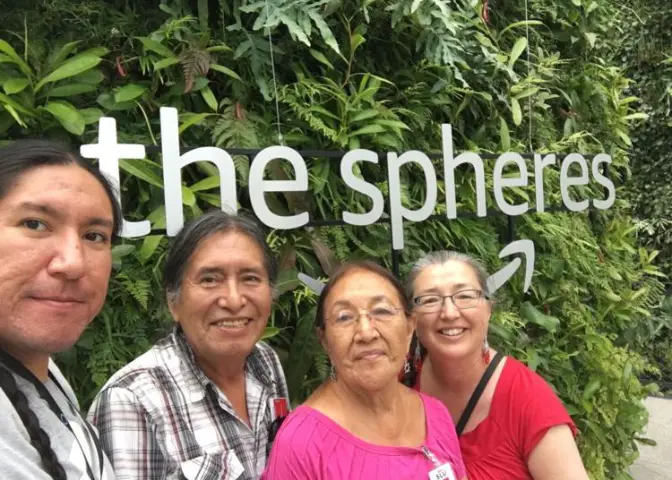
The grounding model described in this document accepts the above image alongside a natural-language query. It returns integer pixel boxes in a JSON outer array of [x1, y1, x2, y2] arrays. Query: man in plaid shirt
[[88, 211, 290, 480]]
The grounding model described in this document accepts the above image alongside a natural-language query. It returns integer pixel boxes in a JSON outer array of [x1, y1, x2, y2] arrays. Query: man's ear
[[167, 293, 180, 323]]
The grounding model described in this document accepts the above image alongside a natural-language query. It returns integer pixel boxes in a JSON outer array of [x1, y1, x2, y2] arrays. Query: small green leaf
[[135, 37, 176, 59], [582, 378, 601, 400], [585, 33, 597, 48], [210, 64, 242, 82], [309, 49, 334, 70], [500, 118, 510, 151], [190, 175, 221, 192], [119, 159, 164, 188], [508, 37, 528, 69], [179, 113, 213, 134], [511, 97, 522, 126], [262, 326, 281, 340], [154, 57, 181, 71], [520, 301, 560, 332], [201, 86, 218, 112], [0, 40, 32, 78], [3, 78, 30, 95], [350, 124, 386, 136], [182, 186, 196, 206], [350, 109, 379, 123], [139, 235, 163, 264], [43, 101, 85, 135], [114, 84, 147, 103]]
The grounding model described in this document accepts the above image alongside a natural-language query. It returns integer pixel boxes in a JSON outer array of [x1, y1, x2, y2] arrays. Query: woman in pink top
[[262, 261, 466, 480]]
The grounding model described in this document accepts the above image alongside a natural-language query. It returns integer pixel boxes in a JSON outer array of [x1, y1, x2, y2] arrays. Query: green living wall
[[0, 0, 665, 477]]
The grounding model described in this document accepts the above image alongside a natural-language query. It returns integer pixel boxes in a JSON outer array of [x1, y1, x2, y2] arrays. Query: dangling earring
[[482, 337, 491, 364], [403, 358, 411, 374], [329, 364, 336, 381]]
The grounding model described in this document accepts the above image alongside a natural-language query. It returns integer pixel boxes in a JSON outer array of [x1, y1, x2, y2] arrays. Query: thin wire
[[264, 0, 284, 145], [524, 0, 533, 152]]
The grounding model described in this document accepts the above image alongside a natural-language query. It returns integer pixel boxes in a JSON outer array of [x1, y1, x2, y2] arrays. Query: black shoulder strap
[[455, 352, 504, 436]]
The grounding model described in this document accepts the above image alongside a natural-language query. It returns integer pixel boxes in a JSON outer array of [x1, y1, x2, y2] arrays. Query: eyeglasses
[[413, 289, 484, 312], [327, 306, 406, 325]]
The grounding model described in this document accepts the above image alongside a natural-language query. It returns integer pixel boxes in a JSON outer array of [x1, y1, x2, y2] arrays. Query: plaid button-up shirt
[[87, 326, 289, 480]]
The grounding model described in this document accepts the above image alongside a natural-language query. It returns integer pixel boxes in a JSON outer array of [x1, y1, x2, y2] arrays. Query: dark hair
[[0, 366, 67, 480], [315, 261, 410, 329], [0, 139, 121, 479], [0, 139, 122, 237], [163, 210, 277, 299]]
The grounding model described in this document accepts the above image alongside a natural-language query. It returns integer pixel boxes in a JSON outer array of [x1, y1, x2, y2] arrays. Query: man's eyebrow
[[16, 201, 113, 229], [17, 201, 61, 218]]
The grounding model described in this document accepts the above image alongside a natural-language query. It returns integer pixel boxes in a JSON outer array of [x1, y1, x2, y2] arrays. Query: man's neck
[[196, 353, 247, 389], [0, 344, 50, 381]]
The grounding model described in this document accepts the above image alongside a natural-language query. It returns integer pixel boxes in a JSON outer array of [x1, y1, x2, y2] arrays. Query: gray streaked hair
[[405, 251, 491, 303], [163, 210, 277, 302]]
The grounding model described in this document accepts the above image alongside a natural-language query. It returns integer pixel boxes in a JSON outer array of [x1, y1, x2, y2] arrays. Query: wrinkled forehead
[[184, 230, 268, 275], [326, 268, 403, 308], [413, 260, 482, 292]]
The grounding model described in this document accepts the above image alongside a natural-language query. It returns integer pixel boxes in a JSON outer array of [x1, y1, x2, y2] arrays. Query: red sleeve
[[507, 360, 578, 460]]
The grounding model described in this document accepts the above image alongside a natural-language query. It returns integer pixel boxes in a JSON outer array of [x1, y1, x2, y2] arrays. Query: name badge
[[428, 463, 456, 480]]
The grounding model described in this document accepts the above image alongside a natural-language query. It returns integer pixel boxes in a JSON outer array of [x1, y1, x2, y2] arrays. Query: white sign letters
[[82, 107, 616, 251]]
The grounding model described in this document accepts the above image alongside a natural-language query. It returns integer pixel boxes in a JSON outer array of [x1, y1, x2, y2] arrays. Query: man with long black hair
[[0, 140, 121, 479]]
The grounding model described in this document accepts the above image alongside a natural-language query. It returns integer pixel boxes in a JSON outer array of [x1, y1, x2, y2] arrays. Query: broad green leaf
[[44, 83, 97, 98], [0, 40, 32, 78], [350, 124, 386, 136], [80, 108, 104, 125], [306, 8, 341, 54], [520, 302, 560, 332], [210, 64, 242, 82], [508, 37, 528, 69], [43, 101, 85, 135], [201, 86, 218, 112], [499, 20, 544, 38], [190, 175, 221, 192], [309, 49, 334, 69], [135, 37, 176, 58], [3, 78, 30, 95], [35, 56, 102, 92], [72, 70, 105, 85], [154, 57, 181, 71], [261, 326, 281, 340], [500, 117, 511, 151], [111, 244, 135, 260], [511, 97, 522, 126], [0, 92, 34, 115], [182, 186, 196, 206], [582, 378, 601, 400], [179, 113, 213, 134], [139, 235, 163, 264], [49, 40, 82, 69], [350, 109, 379, 123], [119, 159, 164, 188], [2, 104, 26, 127], [513, 87, 540, 100], [114, 84, 147, 103]]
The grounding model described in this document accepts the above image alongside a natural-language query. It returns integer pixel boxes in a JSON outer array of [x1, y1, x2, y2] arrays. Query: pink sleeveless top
[[261, 392, 466, 480]]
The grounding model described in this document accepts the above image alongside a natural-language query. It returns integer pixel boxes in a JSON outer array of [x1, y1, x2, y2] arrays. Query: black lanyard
[[455, 351, 504, 436], [0, 349, 105, 480]]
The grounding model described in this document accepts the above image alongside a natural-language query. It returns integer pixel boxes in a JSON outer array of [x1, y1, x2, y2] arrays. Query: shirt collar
[[170, 324, 277, 402]]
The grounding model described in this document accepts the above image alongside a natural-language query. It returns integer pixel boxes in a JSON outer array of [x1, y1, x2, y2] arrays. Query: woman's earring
[[329, 364, 336, 381], [482, 337, 491, 364], [403, 358, 411, 374]]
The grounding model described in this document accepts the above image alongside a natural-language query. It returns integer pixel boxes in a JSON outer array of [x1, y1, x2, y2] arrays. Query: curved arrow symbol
[[486, 239, 535, 295], [298, 239, 535, 297], [298, 272, 325, 295]]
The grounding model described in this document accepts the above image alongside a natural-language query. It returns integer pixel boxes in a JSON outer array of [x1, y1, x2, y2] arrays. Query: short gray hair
[[163, 210, 277, 301], [405, 251, 491, 303]]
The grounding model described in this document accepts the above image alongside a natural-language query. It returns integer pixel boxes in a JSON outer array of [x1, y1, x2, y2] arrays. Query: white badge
[[428, 463, 457, 480]]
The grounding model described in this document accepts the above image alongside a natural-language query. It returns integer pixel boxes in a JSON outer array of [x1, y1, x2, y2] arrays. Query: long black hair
[[0, 139, 122, 479]]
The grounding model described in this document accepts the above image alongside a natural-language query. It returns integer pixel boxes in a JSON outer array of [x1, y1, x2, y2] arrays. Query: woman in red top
[[402, 251, 589, 480]]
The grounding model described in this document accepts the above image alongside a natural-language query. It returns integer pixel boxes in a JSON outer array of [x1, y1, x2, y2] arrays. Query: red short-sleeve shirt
[[414, 356, 577, 480]]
